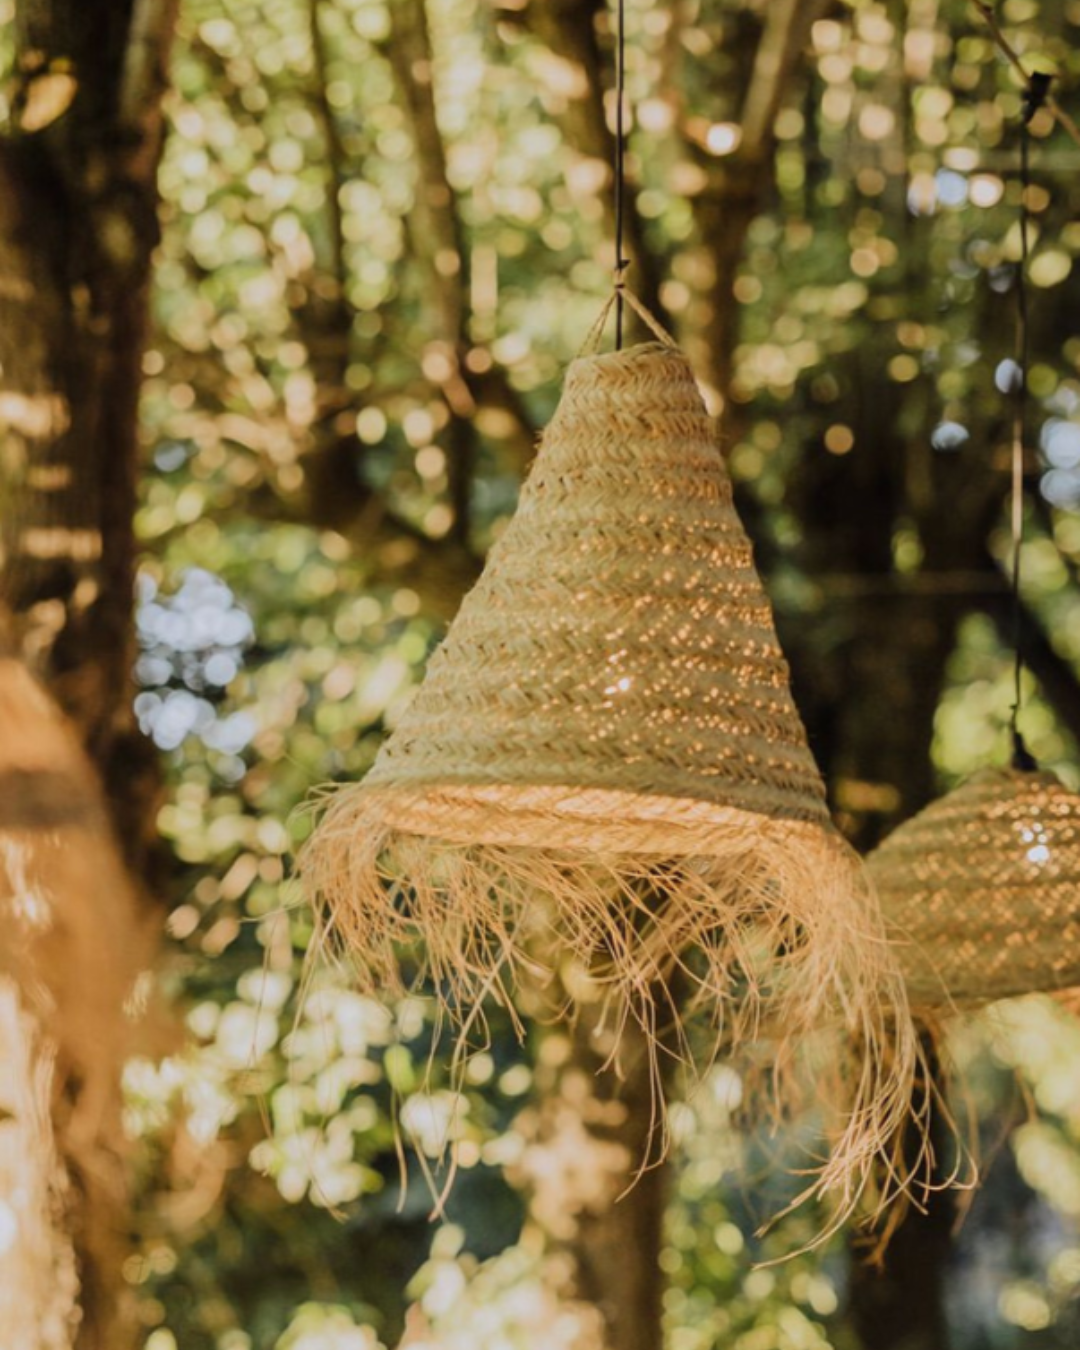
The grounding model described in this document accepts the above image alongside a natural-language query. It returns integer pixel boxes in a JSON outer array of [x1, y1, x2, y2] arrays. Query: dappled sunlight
[[128, 0, 1080, 1335], [7, 0, 1080, 1344], [398, 1226, 604, 1350]]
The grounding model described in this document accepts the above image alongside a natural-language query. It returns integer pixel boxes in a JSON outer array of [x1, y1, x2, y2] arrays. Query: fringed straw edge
[[300, 789, 955, 1248]]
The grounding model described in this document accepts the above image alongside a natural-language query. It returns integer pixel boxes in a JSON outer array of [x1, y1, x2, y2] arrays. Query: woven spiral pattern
[[868, 767, 1080, 1009], [360, 340, 828, 848]]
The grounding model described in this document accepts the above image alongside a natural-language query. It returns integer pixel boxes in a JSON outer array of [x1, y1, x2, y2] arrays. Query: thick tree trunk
[[512, 991, 672, 1350], [0, 0, 175, 866], [0, 654, 149, 1350], [0, 4, 177, 1346]]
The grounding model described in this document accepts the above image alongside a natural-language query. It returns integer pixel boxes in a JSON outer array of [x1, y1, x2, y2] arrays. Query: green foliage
[[118, 0, 1080, 1346]]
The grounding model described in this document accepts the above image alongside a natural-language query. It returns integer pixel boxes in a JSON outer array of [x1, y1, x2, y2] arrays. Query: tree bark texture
[[510, 989, 673, 1350], [0, 3, 177, 1347], [0, 0, 176, 865]]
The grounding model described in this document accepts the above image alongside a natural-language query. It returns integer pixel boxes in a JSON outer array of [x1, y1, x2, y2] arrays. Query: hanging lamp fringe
[[307, 801, 927, 1231]]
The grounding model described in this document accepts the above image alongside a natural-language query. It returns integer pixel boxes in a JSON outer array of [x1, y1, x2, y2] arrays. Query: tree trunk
[[849, 1037, 954, 1350], [502, 8, 834, 1347], [511, 991, 672, 1350], [0, 0, 175, 864], [0, 3, 177, 1345], [0, 653, 149, 1350]]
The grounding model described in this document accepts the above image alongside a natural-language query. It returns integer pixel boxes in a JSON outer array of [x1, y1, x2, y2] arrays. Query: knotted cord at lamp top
[[302, 326, 929, 1234]]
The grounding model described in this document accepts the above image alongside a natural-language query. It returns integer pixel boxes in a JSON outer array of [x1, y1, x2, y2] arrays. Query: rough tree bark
[[0, 0, 176, 864], [0, 650, 147, 1350], [0, 2, 178, 1346]]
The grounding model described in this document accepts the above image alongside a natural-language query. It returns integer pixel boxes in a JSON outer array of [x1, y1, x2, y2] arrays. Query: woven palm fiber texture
[[305, 339, 927, 1231], [869, 766, 1080, 1010], [350, 340, 828, 844]]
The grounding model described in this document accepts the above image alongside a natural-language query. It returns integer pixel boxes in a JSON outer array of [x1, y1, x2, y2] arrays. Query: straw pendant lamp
[[303, 0, 930, 1229], [867, 765, 1080, 1012], [302, 280, 926, 1224], [867, 79, 1078, 1017]]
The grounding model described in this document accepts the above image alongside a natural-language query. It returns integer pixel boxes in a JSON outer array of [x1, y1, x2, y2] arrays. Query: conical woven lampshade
[[362, 341, 829, 843], [304, 336, 923, 1222], [868, 767, 1080, 1010]]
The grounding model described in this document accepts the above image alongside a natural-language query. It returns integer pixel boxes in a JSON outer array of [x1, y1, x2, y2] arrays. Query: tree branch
[[972, 0, 1080, 150], [517, 0, 669, 327], [386, 0, 538, 552], [740, 0, 831, 161], [119, 0, 181, 171], [386, 0, 476, 546], [306, 0, 349, 291], [688, 0, 829, 416]]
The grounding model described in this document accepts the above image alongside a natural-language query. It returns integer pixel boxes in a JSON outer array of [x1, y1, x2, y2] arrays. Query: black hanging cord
[[1010, 74, 1050, 772], [613, 0, 629, 348]]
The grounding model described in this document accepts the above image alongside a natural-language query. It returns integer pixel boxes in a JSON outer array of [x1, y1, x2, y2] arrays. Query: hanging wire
[[613, 0, 629, 348], [1009, 73, 1050, 771]]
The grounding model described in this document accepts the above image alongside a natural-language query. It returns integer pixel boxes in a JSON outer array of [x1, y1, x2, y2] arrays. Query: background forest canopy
[[11, 0, 1080, 1349]]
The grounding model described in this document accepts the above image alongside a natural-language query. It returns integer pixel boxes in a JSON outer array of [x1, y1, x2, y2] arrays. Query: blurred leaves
[[81, 0, 1080, 1346]]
